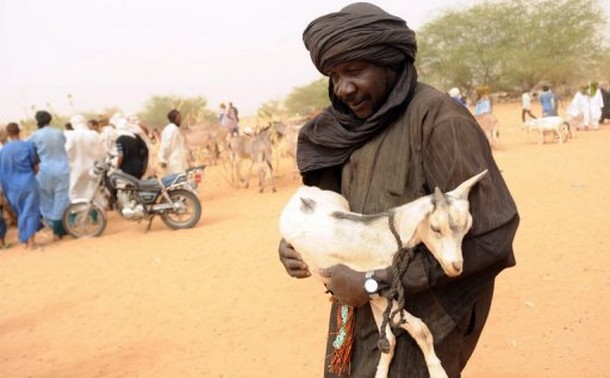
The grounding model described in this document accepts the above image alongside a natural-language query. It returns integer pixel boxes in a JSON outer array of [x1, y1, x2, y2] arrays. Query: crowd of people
[[0, 109, 188, 250], [447, 81, 607, 132]]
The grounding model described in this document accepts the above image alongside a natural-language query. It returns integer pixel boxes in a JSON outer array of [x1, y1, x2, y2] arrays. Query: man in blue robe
[[0, 123, 42, 249], [28, 111, 71, 240]]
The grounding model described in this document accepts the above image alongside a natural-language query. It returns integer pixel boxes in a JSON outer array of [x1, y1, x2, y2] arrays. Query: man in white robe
[[65, 114, 105, 201], [567, 85, 590, 130], [588, 82, 604, 130], [157, 109, 189, 174]]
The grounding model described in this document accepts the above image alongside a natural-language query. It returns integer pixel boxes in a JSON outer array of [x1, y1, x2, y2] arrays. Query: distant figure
[[219, 103, 226, 123], [521, 90, 537, 122], [65, 114, 105, 201], [28, 110, 71, 240], [87, 119, 101, 133], [473, 87, 492, 115], [567, 85, 590, 131], [222, 102, 240, 136], [539, 85, 557, 117], [448, 87, 467, 108], [158, 109, 189, 174], [0, 123, 42, 249], [588, 81, 604, 130]]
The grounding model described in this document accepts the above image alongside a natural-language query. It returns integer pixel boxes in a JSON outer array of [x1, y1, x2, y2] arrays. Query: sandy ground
[[0, 102, 608, 378]]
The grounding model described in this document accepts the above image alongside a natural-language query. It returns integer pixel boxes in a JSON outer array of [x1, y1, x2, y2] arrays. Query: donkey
[[279, 170, 488, 378], [227, 128, 276, 193]]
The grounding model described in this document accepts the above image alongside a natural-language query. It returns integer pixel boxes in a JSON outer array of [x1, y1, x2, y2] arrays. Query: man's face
[[327, 60, 397, 119]]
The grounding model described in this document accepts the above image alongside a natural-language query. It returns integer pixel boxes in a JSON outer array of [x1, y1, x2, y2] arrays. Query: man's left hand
[[319, 264, 369, 307]]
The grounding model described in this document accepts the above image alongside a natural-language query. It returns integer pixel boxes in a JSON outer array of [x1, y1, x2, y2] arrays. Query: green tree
[[417, 0, 609, 94], [283, 78, 330, 116], [139, 95, 216, 130]]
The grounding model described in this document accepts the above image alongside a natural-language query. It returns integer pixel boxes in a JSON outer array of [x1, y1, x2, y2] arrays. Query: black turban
[[297, 3, 419, 176], [303, 2, 417, 74]]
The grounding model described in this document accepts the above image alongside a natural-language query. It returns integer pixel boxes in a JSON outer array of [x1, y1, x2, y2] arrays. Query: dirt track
[[0, 102, 608, 377]]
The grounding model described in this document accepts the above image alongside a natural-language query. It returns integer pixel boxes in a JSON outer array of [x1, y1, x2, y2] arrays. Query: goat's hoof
[[377, 339, 391, 354]]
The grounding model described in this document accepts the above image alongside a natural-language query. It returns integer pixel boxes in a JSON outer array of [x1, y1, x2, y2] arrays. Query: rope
[[377, 212, 414, 353]]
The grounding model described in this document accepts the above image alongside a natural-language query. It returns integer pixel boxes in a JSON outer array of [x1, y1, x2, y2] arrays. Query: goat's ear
[[447, 169, 488, 200]]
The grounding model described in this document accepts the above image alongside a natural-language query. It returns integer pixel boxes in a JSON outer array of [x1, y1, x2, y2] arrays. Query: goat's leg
[[257, 163, 265, 193], [243, 159, 256, 188], [369, 298, 396, 378], [266, 159, 276, 192], [394, 308, 448, 378]]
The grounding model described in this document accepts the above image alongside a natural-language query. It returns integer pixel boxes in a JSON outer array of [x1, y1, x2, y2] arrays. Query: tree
[[139, 95, 216, 130], [283, 78, 330, 116], [417, 0, 609, 95]]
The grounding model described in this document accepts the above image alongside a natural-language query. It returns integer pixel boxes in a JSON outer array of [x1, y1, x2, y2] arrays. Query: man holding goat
[[278, 2, 519, 377]]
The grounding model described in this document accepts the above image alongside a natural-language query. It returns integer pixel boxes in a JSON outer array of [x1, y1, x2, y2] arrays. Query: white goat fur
[[279, 170, 487, 378], [524, 116, 571, 144]]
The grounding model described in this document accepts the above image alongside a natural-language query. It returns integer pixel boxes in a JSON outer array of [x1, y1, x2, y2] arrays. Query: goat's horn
[[433, 186, 444, 204], [447, 169, 488, 200]]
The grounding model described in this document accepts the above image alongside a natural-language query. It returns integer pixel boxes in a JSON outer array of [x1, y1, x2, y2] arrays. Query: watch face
[[364, 278, 379, 294]]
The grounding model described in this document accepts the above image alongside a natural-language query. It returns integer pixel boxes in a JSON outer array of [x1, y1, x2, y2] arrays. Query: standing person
[[158, 109, 189, 174], [116, 118, 149, 179], [448, 87, 467, 108], [567, 85, 590, 131], [87, 119, 101, 133], [218, 103, 227, 123], [65, 114, 105, 201], [0, 123, 42, 249], [277, 3, 519, 377], [588, 81, 604, 130], [539, 85, 557, 117], [473, 86, 492, 115], [521, 90, 537, 122], [222, 102, 240, 136], [29, 110, 71, 240]]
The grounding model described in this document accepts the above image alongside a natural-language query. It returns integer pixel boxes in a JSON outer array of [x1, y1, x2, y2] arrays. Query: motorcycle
[[63, 158, 205, 238]]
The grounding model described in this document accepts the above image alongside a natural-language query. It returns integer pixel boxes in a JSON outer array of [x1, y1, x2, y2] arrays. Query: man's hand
[[320, 264, 369, 307], [278, 239, 311, 278]]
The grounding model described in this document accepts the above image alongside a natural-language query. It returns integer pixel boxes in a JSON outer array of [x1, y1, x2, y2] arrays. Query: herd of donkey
[[181, 119, 300, 193]]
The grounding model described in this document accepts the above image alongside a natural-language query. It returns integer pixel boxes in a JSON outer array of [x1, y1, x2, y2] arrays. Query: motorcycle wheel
[[62, 202, 107, 238], [160, 189, 202, 229]]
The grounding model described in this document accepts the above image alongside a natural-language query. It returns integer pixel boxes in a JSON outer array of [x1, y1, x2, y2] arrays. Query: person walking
[[521, 90, 537, 122], [0, 123, 43, 249], [278, 3, 519, 377], [29, 111, 71, 240]]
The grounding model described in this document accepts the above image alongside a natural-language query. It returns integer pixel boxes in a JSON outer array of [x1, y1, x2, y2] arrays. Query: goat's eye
[[431, 225, 441, 234]]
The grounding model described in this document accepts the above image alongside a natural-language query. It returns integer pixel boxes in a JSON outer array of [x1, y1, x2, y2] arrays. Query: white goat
[[524, 116, 572, 144], [279, 170, 487, 378]]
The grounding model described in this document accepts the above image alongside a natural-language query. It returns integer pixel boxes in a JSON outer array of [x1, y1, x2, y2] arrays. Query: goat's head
[[418, 170, 488, 277]]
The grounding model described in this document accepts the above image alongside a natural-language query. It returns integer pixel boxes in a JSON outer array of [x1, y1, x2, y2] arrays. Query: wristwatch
[[364, 270, 379, 295]]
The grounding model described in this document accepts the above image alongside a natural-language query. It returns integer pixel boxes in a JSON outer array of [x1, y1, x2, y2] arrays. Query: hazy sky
[[1, 0, 608, 123]]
